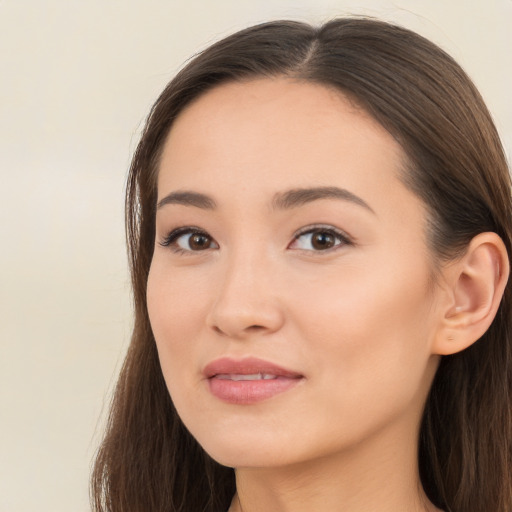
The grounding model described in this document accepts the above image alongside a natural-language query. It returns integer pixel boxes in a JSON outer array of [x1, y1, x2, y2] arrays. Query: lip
[[203, 357, 303, 405]]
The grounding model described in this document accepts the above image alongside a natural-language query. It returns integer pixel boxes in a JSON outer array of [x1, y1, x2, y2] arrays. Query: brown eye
[[160, 228, 219, 252], [290, 226, 350, 252], [188, 233, 213, 250], [310, 231, 336, 250]]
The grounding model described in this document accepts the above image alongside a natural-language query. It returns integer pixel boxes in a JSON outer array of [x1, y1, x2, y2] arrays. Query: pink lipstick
[[203, 357, 303, 405]]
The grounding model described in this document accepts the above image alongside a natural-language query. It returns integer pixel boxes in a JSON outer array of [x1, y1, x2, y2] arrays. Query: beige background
[[1, 1, 510, 511]]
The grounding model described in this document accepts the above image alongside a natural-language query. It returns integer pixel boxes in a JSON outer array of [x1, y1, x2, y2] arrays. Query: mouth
[[203, 357, 303, 405], [215, 373, 281, 381]]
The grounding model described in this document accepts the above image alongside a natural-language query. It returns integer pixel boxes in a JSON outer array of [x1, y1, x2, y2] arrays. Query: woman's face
[[147, 78, 443, 468]]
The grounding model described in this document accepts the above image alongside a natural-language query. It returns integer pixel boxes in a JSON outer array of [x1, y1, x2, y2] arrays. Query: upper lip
[[203, 357, 303, 379]]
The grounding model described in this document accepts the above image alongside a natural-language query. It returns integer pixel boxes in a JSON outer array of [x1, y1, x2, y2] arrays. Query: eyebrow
[[156, 186, 374, 214], [272, 186, 375, 214], [157, 191, 217, 210]]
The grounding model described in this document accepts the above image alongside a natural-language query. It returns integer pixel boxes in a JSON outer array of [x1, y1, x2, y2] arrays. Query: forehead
[[157, 78, 409, 214]]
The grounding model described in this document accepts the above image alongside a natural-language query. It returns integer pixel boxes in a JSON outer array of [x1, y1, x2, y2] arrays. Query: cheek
[[290, 260, 436, 392], [283, 268, 437, 447], [147, 258, 209, 335], [146, 262, 206, 383], [146, 258, 231, 416]]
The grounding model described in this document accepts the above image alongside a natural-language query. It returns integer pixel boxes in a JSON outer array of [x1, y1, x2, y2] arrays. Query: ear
[[432, 232, 509, 356]]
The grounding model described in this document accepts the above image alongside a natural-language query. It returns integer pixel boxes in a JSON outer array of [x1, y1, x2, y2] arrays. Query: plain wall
[[1, 1, 511, 511]]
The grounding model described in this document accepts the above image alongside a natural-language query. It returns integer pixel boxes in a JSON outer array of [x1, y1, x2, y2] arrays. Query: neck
[[228, 419, 441, 512]]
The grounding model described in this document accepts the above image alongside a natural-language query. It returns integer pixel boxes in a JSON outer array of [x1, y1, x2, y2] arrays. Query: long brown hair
[[91, 18, 512, 512]]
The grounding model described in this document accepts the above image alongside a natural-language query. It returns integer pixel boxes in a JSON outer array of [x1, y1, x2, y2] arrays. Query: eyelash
[[291, 225, 353, 252], [159, 226, 216, 255], [159, 224, 353, 254]]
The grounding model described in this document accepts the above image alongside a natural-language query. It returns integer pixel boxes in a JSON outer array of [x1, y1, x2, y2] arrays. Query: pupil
[[190, 234, 210, 250], [312, 232, 334, 250]]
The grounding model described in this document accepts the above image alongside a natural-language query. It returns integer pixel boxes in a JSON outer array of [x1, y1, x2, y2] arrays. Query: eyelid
[[159, 226, 218, 253], [289, 224, 353, 251]]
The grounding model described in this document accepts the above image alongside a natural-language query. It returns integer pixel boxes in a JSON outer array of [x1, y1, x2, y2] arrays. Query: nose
[[206, 252, 285, 340]]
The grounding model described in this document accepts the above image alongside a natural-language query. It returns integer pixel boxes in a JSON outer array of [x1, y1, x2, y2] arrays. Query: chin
[[197, 434, 275, 468], [188, 424, 300, 469]]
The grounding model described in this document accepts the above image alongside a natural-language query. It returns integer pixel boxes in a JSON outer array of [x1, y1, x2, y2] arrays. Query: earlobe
[[433, 232, 509, 356]]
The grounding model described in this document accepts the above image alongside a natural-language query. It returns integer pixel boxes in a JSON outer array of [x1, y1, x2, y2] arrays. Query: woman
[[91, 18, 512, 512]]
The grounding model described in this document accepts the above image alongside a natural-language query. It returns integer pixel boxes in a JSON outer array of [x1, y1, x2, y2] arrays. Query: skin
[[147, 78, 449, 511]]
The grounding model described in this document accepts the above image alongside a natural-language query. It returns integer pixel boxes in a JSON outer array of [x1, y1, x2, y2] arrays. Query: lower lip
[[208, 376, 301, 405]]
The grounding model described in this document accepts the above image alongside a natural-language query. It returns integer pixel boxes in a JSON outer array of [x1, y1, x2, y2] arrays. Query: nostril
[[211, 324, 266, 336], [207, 301, 285, 338], [247, 325, 265, 331]]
